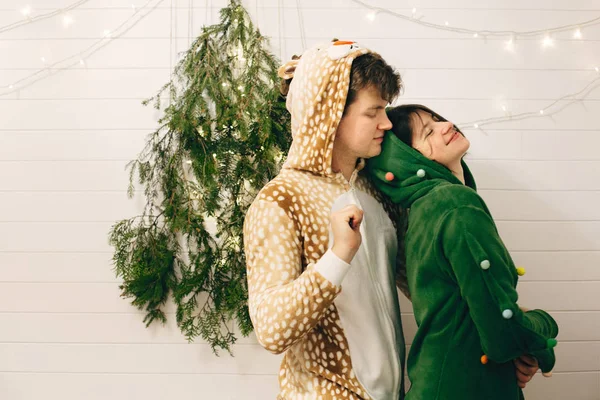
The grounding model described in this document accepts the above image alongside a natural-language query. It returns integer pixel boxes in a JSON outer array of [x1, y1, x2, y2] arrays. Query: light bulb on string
[[103, 29, 111, 38], [574, 28, 582, 39], [411, 7, 417, 17], [504, 37, 515, 52], [539, 109, 545, 115], [595, 66, 599, 73], [63, 15, 74, 28], [21, 5, 32, 17], [542, 34, 554, 48], [473, 124, 479, 128], [366, 11, 377, 22], [473, 33, 479, 38], [79, 58, 85, 66], [444, 21, 449, 26]]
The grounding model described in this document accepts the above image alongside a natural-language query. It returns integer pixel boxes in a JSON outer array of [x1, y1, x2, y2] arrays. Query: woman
[[366, 104, 558, 400]]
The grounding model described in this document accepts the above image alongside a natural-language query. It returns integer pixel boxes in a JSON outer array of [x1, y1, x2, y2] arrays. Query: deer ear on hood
[[277, 59, 300, 80]]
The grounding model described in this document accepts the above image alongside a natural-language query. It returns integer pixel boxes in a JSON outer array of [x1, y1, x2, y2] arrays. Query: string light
[[1, 1, 90, 34], [3, 0, 597, 136], [504, 38, 515, 52], [350, 0, 600, 39], [62, 15, 74, 27], [1, 0, 165, 96], [366, 11, 377, 22], [461, 75, 600, 129], [103, 29, 112, 37], [542, 34, 554, 48], [20, 5, 32, 17]]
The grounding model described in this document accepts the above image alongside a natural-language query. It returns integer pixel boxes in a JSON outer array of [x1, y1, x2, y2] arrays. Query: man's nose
[[380, 115, 392, 130]]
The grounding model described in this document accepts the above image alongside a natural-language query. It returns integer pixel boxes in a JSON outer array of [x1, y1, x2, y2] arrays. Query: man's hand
[[514, 355, 539, 389], [330, 205, 363, 264]]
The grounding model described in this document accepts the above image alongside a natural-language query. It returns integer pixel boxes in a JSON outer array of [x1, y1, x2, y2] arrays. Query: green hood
[[366, 130, 476, 208]]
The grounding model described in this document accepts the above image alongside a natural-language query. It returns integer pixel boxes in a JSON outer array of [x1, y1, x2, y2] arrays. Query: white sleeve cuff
[[313, 249, 352, 286]]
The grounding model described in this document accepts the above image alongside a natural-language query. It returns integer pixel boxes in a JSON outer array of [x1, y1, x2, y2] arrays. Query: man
[[243, 40, 538, 399]]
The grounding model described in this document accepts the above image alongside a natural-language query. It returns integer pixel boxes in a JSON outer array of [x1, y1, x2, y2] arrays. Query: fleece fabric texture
[[244, 42, 406, 400], [366, 131, 558, 400]]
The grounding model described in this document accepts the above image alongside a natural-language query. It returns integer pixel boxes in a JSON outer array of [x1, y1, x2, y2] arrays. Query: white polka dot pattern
[[243, 42, 398, 399]]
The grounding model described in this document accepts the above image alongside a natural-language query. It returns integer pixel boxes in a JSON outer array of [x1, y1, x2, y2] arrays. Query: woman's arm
[[439, 205, 558, 372]]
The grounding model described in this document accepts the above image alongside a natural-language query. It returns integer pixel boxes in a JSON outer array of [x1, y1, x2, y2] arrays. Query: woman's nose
[[441, 121, 454, 134]]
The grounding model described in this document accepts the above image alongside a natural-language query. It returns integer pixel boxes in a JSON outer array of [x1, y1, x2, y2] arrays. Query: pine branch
[[108, 0, 291, 354]]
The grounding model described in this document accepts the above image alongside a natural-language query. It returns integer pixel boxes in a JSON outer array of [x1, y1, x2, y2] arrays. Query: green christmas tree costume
[[367, 131, 558, 400]]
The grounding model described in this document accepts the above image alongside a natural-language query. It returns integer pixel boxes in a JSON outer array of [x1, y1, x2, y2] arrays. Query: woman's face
[[409, 110, 470, 169]]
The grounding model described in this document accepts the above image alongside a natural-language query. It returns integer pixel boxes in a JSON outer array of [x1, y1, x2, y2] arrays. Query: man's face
[[334, 86, 392, 160]]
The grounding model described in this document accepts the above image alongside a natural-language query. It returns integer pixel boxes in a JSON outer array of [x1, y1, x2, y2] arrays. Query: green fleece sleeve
[[440, 205, 558, 372]]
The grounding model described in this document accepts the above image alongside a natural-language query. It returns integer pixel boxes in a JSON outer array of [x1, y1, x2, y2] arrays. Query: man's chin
[[367, 148, 382, 159]]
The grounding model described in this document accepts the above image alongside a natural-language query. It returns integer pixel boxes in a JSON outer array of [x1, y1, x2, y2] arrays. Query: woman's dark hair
[[386, 104, 461, 146]]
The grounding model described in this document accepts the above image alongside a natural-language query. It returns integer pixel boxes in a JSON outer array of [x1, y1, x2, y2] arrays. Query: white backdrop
[[0, 0, 599, 399]]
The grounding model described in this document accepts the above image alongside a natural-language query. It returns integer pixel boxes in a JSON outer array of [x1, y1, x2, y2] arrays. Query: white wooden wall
[[0, 0, 598, 399]]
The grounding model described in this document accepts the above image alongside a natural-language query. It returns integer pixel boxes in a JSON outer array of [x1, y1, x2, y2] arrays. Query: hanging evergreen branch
[[109, 0, 291, 354]]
